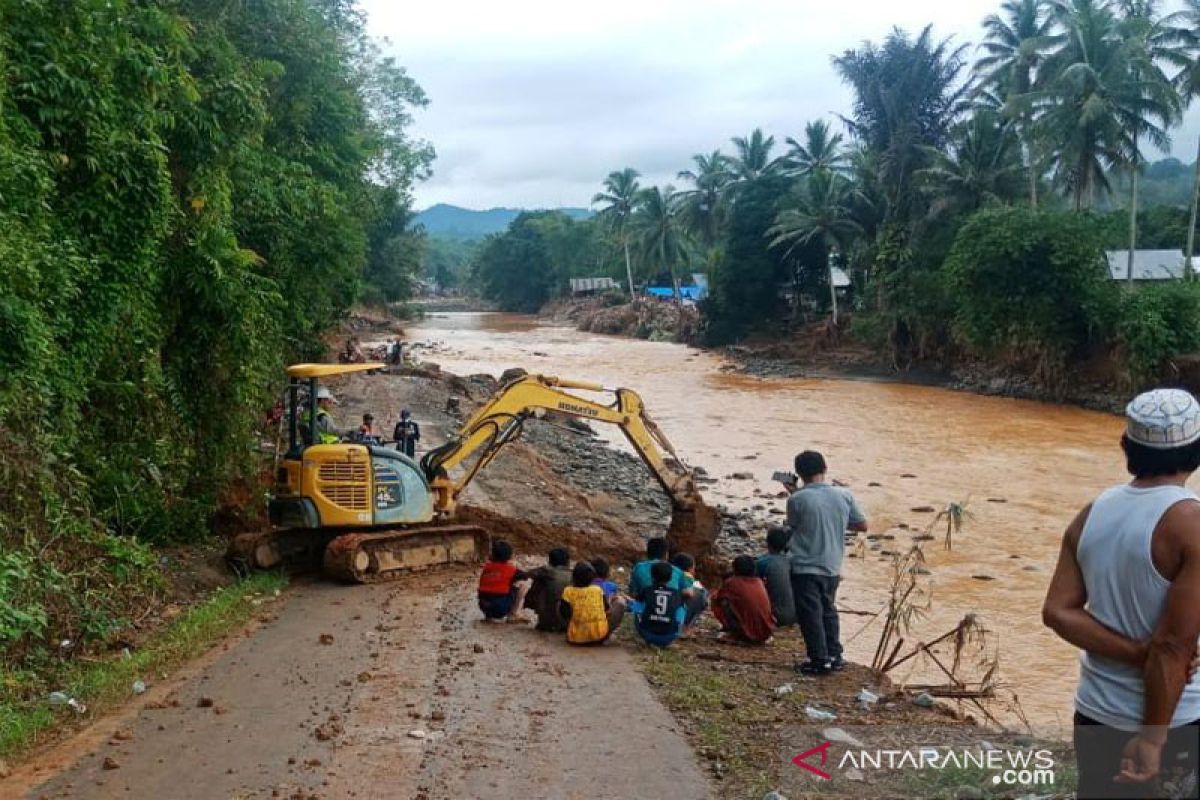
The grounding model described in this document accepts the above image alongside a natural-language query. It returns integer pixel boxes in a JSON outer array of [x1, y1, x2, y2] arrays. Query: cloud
[[360, 0, 1200, 209]]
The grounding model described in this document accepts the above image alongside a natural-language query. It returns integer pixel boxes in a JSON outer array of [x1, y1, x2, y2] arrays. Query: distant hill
[[415, 204, 591, 238]]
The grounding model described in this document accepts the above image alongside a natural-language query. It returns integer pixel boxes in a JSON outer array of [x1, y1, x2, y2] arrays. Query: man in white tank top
[[1044, 388, 1200, 799]]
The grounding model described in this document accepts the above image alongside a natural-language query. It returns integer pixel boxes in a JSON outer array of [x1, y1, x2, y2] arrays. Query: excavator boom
[[419, 373, 720, 560]]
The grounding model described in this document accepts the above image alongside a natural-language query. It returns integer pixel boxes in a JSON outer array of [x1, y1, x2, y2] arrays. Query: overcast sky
[[360, 0, 1200, 210]]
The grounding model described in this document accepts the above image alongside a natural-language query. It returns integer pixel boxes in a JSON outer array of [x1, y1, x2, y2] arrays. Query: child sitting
[[559, 562, 625, 645], [477, 540, 530, 623], [756, 527, 796, 627], [630, 561, 687, 647], [713, 555, 775, 644], [590, 557, 619, 603], [670, 552, 708, 628]]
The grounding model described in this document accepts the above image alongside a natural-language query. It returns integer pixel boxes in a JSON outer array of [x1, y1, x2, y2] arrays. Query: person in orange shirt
[[477, 540, 530, 623]]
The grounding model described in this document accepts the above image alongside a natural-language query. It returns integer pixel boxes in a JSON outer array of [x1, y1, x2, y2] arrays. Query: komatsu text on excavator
[[228, 363, 719, 583]]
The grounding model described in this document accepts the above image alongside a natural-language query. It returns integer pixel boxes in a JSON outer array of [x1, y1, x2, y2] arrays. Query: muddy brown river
[[403, 312, 1130, 735]]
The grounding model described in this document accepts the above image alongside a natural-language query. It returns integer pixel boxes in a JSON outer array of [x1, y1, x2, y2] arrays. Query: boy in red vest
[[712, 555, 775, 644], [477, 540, 530, 623]]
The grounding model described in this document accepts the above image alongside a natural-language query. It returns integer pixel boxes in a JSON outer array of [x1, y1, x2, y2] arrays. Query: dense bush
[[0, 0, 431, 664], [1117, 282, 1200, 384], [944, 207, 1116, 381]]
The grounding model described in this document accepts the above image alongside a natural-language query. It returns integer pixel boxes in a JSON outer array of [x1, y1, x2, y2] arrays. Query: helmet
[[317, 387, 335, 402]]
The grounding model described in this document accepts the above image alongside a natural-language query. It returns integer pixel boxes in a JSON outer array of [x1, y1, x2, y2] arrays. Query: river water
[[404, 312, 1130, 735]]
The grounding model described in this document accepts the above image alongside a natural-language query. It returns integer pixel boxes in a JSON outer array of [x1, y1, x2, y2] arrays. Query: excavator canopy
[[286, 362, 386, 378]]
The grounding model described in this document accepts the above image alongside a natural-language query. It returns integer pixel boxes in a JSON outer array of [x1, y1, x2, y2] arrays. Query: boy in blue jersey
[[630, 561, 686, 647]]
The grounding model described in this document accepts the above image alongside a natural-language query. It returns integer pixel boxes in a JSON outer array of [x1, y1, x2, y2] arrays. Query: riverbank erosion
[[541, 295, 1146, 412]]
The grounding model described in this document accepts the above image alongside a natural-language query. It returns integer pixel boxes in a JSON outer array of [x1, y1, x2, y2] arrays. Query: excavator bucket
[[667, 499, 723, 580]]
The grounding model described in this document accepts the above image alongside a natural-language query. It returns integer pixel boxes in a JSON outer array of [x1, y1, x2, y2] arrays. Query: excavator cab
[[269, 362, 434, 531]]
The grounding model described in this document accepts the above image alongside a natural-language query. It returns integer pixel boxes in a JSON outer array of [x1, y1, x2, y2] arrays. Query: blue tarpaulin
[[646, 286, 704, 300]]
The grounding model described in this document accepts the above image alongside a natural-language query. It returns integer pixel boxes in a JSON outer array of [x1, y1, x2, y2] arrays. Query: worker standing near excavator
[[393, 408, 420, 457]]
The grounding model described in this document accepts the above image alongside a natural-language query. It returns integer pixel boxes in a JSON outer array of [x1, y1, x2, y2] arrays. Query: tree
[[726, 128, 786, 185], [472, 213, 557, 312], [916, 109, 1027, 218], [1169, 0, 1200, 275], [768, 173, 864, 262], [833, 26, 972, 229], [784, 120, 847, 178], [1114, 0, 1184, 282], [676, 151, 731, 249], [1033, 0, 1175, 224], [634, 186, 691, 298], [975, 0, 1055, 205], [592, 168, 642, 297], [767, 172, 864, 323], [701, 174, 793, 343]]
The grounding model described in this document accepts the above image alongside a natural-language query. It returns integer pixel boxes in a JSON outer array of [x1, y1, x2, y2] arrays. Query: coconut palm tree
[[1167, 0, 1200, 276], [676, 151, 731, 249], [592, 168, 642, 298], [726, 128, 785, 185], [1114, 0, 1184, 282], [975, 0, 1056, 205], [784, 120, 847, 178], [633, 185, 690, 300], [767, 172, 864, 323], [916, 109, 1027, 218], [1033, 0, 1131, 211]]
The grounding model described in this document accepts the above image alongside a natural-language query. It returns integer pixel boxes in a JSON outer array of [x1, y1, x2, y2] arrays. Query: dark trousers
[[791, 573, 841, 664], [1074, 712, 1199, 799]]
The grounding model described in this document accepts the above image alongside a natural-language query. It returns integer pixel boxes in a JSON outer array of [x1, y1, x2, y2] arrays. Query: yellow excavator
[[228, 362, 719, 583]]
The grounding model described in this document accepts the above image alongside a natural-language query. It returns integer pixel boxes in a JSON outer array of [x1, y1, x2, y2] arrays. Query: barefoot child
[[713, 555, 775, 644], [559, 562, 625, 645], [477, 540, 530, 623]]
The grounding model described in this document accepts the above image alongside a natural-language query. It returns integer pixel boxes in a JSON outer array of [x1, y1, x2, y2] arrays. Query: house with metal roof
[[1105, 250, 1196, 281]]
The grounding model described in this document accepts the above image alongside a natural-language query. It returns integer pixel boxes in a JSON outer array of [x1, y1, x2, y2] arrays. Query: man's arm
[[846, 492, 868, 533], [1042, 504, 1147, 666], [1118, 502, 1200, 784]]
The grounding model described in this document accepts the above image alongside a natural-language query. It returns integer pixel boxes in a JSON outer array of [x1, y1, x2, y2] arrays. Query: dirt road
[[16, 568, 708, 800]]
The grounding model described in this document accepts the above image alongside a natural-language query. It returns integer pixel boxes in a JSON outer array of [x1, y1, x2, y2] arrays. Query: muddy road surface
[[15, 569, 708, 800]]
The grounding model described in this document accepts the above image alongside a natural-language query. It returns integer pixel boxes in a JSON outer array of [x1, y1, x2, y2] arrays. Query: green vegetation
[[0, 571, 287, 760], [561, 0, 1200, 391], [0, 1, 430, 673]]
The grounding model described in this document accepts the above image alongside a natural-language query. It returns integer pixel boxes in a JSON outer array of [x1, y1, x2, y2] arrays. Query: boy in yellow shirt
[[559, 562, 625, 645]]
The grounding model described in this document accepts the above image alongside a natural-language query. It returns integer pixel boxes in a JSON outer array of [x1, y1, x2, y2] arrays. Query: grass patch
[[0, 571, 287, 761], [639, 645, 780, 795]]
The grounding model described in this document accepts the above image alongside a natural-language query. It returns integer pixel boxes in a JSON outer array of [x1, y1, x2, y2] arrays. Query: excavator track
[[323, 525, 489, 583]]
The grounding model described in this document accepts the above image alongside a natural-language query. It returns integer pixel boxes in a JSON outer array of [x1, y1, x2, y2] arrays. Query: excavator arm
[[419, 374, 702, 516]]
